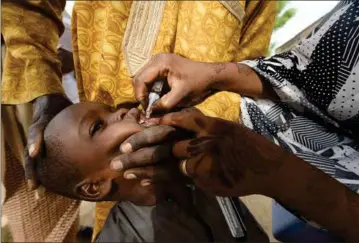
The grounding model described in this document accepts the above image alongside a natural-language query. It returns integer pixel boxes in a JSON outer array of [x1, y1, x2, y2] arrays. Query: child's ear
[[74, 179, 112, 201]]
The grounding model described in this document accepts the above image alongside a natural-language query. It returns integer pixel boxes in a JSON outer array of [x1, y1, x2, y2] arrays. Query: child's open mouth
[[139, 112, 162, 127]]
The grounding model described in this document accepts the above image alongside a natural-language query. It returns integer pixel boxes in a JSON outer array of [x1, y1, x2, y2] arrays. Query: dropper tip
[[145, 107, 152, 119]]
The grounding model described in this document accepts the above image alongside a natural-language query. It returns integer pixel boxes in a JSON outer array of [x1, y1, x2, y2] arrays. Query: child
[[36, 102, 164, 205], [36, 102, 268, 242]]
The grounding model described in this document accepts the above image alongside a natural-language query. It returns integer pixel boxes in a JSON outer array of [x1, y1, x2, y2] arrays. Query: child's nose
[[108, 108, 129, 124]]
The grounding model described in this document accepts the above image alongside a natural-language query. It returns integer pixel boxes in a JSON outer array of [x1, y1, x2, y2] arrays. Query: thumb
[[27, 120, 47, 158], [172, 139, 191, 159], [26, 120, 47, 190]]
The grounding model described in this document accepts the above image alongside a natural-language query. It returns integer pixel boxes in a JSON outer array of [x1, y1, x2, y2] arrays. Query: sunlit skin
[[42, 103, 189, 205]]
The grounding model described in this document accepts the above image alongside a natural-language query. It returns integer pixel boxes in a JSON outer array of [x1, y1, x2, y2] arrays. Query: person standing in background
[[1, 8, 80, 242], [2, 1, 276, 241]]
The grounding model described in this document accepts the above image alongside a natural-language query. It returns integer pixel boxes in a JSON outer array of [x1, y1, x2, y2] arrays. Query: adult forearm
[[268, 150, 359, 241], [225, 124, 359, 241], [208, 63, 359, 240], [210, 63, 277, 100]]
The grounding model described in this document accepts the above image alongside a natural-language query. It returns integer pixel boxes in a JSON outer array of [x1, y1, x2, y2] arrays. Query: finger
[[160, 108, 204, 134], [123, 166, 171, 181], [123, 108, 140, 122], [134, 63, 163, 107], [172, 139, 191, 159], [26, 119, 48, 190], [111, 144, 172, 171], [27, 118, 48, 158], [120, 125, 175, 153], [172, 136, 216, 159], [24, 150, 39, 190], [153, 80, 189, 111], [184, 154, 209, 179]]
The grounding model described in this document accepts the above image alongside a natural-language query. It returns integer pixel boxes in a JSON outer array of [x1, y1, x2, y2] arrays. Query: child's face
[[46, 102, 160, 204]]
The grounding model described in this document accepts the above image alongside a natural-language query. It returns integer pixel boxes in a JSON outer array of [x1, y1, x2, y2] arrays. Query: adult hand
[[159, 108, 287, 198], [110, 124, 177, 179], [133, 53, 225, 111], [110, 119, 194, 182], [26, 94, 72, 190], [58, 48, 74, 74]]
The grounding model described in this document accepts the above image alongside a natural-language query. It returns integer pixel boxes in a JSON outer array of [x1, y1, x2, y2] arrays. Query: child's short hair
[[36, 133, 81, 199]]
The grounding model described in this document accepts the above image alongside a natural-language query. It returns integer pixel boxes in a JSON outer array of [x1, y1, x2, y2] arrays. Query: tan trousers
[[1, 44, 80, 242]]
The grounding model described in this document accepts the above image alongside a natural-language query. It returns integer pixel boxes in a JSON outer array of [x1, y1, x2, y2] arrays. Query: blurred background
[[64, 1, 339, 53]]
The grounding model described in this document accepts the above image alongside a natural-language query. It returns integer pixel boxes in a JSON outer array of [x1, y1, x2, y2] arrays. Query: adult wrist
[[206, 62, 233, 91]]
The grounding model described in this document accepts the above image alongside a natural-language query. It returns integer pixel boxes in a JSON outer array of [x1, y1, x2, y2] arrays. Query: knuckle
[[28, 127, 40, 141], [37, 118, 50, 129], [127, 132, 142, 147], [127, 108, 139, 118], [151, 146, 164, 162], [132, 149, 152, 166], [141, 148, 154, 161], [134, 169, 147, 179], [155, 53, 173, 64], [133, 76, 139, 85], [120, 153, 131, 166], [142, 130, 153, 144], [171, 113, 185, 124], [161, 102, 172, 111], [160, 125, 176, 134], [135, 93, 146, 102], [133, 75, 144, 87], [140, 168, 154, 179]]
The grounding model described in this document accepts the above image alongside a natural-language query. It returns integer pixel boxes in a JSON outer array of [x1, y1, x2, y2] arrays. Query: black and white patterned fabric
[[240, 0, 359, 198]]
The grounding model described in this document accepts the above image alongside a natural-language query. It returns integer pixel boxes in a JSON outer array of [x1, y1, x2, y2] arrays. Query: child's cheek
[[99, 122, 144, 151]]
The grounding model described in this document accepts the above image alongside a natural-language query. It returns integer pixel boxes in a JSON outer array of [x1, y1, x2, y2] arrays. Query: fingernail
[[29, 144, 35, 156], [121, 143, 132, 153], [124, 173, 137, 180], [35, 190, 40, 200], [27, 180, 35, 190], [111, 160, 123, 171], [140, 180, 151, 187], [161, 94, 168, 106], [34, 186, 46, 200]]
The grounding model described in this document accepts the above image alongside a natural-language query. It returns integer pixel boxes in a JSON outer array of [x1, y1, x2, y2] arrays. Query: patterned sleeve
[[1, 0, 66, 104], [241, 51, 340, 128], [240, 1, 359, 129]]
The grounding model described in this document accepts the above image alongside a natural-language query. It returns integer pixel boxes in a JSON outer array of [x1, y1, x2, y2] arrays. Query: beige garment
[[1, 104, 80, 242], [1, 45, 80, 242]]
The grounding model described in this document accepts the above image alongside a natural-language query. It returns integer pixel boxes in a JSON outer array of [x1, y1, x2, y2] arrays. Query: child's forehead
[[70, 102, 111, 113], [61, 103, 111, 122], [45, 103, 107, 137]]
